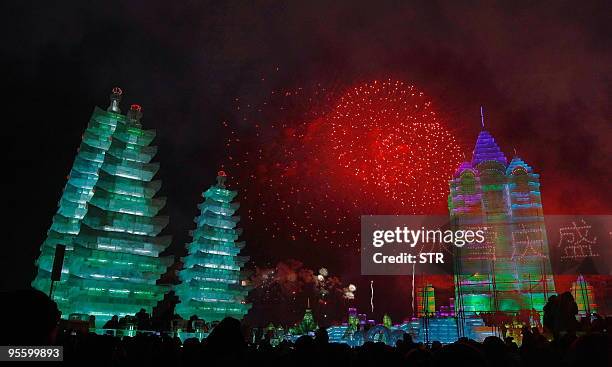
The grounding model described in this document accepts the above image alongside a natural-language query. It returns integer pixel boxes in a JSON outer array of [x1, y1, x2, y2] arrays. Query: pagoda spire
[[480, 105, 485, 128], [216, 170, 227, 188], [127, 104, 143, 127], [471, 130, 507, 166], [107, 87, 123, 113], [471, 108, 507, 166]]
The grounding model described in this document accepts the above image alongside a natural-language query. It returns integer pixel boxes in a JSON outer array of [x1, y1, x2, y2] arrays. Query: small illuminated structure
[[327, 325, 351, 343], [437, 298, 455, 317], [297, 308, 317, 334], [382, 314, 393, 328], [571, 275, 598, 316], [399, 317, 494, 343], [174, 171, 251, 321], [33, 91, 172, 325], [416, 284, 436, 316], [330, 306, 495, 346]]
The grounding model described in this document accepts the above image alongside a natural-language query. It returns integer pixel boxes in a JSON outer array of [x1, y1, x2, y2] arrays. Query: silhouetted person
[[1, 288, 60, 345], [314, 327, 329, 346], [404, 346, 432, 366], [434, 342, 487, 367], [205, 316, 246, 360], [483, 336, 513, 367], [88, 315, 96, 329], [397, 332, 417, 353], [431, 340, 442, 352], [544, 292, 579, 339], [567, 332, 608, 367], [135, 308, 151, 330], [293, 335, 316, 365], [103, 315, 119, 329], [188, 314, 199, 332]]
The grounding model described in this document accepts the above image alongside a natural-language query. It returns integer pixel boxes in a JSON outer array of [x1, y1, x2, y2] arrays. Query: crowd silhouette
[[2, 288, 609, 366]]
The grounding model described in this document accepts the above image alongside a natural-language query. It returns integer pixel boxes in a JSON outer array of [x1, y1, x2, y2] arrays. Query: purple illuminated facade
[[449, 129, 556, 318]]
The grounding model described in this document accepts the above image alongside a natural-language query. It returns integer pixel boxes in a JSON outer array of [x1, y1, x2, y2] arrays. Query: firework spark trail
[[370, 280, 374, 313], [412, 263, 416, 317]]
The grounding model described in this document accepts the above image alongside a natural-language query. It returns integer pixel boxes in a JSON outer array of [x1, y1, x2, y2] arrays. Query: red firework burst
[[224, 79, 463, 249], [326, 80, 462, 210]]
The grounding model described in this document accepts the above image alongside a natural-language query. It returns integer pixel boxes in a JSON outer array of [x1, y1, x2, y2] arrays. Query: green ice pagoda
[[174, 171, 251, 321], [32, 89, 172, 325]]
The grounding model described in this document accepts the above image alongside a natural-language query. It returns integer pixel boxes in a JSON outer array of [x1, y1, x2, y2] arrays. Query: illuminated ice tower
[[33, 88, 125, 270], [449, 111, 555, 317], [174, 171, 251, 321], [416, 284, 436, 317], [33, 94, 172, 325]]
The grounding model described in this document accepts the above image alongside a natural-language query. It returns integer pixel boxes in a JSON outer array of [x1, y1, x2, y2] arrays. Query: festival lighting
[[227, 79, 462, 249], [449, 128, 556, 318], [32, 91, 172, 325], [174, 172, 251, 321]]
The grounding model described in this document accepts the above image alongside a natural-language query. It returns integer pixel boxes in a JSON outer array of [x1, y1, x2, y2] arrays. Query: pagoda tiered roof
[[471, 130, 508, 167], [33, 92, 172, 326], [175, 173, 251, 321]]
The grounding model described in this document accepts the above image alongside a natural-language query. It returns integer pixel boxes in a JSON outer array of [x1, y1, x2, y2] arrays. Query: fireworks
[[250, 260, 343, 303], [344, 284, 357, 300], [224, 79, 463, 249], [327, 80, 462, 209]]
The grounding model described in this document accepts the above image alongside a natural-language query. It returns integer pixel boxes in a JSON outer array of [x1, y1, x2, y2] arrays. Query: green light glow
[[33, 105, 171, 325], [449, 133, 555, 316], [174, 174, 251, 321], [571, 275, 598, 316], [417, 284, 436, 316]]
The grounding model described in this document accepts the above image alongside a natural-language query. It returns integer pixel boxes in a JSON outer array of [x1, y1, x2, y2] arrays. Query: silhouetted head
[[294, 335, 315, 354], [206, 317, 245, 352], [434, 342, 486, 367], [431, 340, 442, 351], [1, 288, 60, 345], [483, 336, 507, 360], [405, 347, 432, 365], [314, 327, 329, 345]]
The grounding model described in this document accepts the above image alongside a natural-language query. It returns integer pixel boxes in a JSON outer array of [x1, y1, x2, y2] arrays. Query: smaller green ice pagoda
[[174, 171, 251, 321]]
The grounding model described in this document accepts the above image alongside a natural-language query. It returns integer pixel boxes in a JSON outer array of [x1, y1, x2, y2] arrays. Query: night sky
[[4, 1, 611, 325]]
